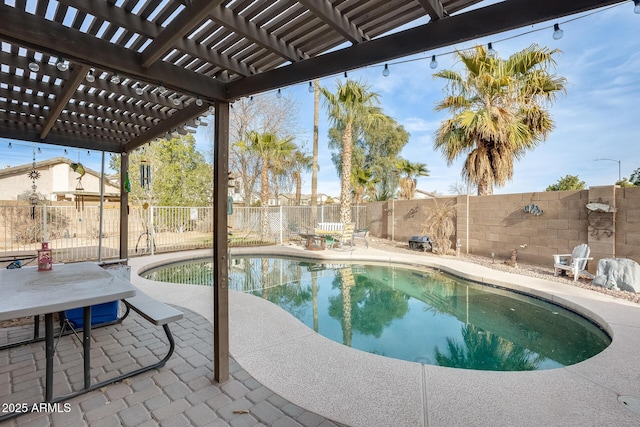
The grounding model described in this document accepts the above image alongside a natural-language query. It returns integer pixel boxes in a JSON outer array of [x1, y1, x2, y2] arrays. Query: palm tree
[[434, 44, 566, 195], [320, 80, 381, 223], [289, 150, 313, 205], [238, 131, 295, 239], [396, 159, 430, 200], [351, 166, 377, 204]]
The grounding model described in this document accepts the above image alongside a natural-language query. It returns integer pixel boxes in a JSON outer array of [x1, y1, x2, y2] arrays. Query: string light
[[85, 69, 95, 83], [8, 142, 12, 149], [634, 0, 640, 14], [28, 58, 39, 72], [344, 71, 348, 78], [276, 88, 282, 98], [110, 73, 120, 84], [308, 81, 314, 93], [430, 55, 438, 69], [158, 83, 167, 94], [552, 23, 564, 40], [195, 97, 203, 106], [134, 83, 144, 95], [487, 43, 496, 57], [382, 64, 390, 77], [55, 57, 68, 72]]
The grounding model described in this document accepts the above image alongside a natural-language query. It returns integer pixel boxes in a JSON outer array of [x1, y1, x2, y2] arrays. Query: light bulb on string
[[308, 82, 314, 93], [487, 43, 496, 58], [28, 58, 40, 72], [276, 89, 282, 99], [56, 57, 68, 72], [85, 70, 95, 83], [344, 71, 348, 78], [134, 83, 144, 96], [430, 55, 438, 69], [195, 97, 203, 106], [552, 23, 564, 40], [8, 143, 12, 149], [110, 73, 120, 84], [382, 64, 390, 77], [634, 0, 640, 14]]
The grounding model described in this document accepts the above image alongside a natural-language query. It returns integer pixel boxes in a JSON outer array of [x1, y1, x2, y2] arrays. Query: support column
[[119, 152, 129, 259], [213, 100, 229, 383]]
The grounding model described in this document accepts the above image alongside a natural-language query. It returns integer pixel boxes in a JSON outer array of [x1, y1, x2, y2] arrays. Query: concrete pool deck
[[129, 246, 640, 426]]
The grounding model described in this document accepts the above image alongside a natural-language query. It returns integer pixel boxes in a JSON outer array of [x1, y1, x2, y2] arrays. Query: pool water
[[143, 256, 611, 371]]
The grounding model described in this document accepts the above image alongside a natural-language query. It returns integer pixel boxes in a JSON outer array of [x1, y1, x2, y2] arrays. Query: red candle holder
[[37, 242, 52, 271]]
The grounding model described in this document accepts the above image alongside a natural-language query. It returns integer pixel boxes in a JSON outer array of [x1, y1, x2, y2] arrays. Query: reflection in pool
[[142, 257, 611, 371]]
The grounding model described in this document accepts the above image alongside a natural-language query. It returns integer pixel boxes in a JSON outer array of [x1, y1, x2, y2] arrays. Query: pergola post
[[213, 100, 230, 383], [119, 152, 129, 260]]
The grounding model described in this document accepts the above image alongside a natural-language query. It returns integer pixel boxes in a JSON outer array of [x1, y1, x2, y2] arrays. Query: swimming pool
[[142, 256, 611, 371]]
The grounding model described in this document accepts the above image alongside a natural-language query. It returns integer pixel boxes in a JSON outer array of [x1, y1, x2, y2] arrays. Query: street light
[[595, 158, 621, 182]]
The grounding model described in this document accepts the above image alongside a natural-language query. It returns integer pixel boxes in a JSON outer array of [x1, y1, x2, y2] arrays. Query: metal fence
[[0, 203, 367, 263]]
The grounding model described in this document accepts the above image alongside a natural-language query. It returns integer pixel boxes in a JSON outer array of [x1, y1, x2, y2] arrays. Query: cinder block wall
[[365, 186, 638, 270]]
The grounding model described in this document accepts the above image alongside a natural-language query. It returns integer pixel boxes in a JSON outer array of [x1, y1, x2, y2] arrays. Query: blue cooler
[[65, 301, 119, 328]]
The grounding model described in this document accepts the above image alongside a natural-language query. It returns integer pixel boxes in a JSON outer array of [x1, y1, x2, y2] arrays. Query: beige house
[[0, 157, 120, 202]]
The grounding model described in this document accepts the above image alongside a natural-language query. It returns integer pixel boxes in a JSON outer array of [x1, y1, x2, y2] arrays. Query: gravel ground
[[367, 237, 640, 305]]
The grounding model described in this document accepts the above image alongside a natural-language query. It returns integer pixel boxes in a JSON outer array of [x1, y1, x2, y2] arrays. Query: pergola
[[0, 0, 626, 382]]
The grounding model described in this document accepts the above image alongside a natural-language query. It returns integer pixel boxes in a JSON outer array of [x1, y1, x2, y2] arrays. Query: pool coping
[[128, 246, 640, 427]]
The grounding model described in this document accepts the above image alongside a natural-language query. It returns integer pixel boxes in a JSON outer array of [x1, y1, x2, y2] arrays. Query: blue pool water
[[142, 256, 611, 371]]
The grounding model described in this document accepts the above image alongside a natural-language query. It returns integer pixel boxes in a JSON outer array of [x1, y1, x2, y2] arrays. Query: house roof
[[0, 156, 111, 185], [0, 0, 623, 153]]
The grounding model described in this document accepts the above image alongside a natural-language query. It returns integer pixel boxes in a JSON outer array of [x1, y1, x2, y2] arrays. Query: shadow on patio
[[0, 307, 342, 427]]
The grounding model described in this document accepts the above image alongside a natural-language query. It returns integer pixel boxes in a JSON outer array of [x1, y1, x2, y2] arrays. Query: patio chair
[[333, 223, 356, 251], [553, 244, 593, 281]]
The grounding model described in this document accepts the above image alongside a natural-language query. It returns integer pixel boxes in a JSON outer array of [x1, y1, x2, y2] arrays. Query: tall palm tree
[[311, 79, 320, 209], [396, 159, 430, 200], [434, 44, 566, 195], [320, 80, 381, 224], [238, 131, 295, 239]]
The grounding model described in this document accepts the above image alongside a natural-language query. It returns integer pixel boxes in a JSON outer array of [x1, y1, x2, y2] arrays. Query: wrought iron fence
[[0, 203, 367, 263]]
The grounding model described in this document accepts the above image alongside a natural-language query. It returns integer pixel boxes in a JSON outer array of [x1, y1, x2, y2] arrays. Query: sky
[[2, 3, 639, 198]]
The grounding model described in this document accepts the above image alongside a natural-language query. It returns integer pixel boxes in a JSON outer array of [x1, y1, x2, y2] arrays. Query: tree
[[630, 168, 640, 186], [311, 79, 320, 208], [237, 131, 295, 239], [320, 80, 382, 223], [327, 111, 409, 202], [396, 159, 430, 200], [109, 134, 212, 206], [288, 149, 313, 205], [434, 44, 566, 195], [226, 95, 300, 206], [545, 175, 585, 191], [351, 166, 378, 204], [616, 178, 636, 188]]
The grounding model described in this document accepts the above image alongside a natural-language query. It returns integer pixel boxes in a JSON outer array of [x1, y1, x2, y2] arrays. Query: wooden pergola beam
[[226, 0, 626, 99], [141, 0, 226, 68], [0, 4, 227, 101], [297, 0, 368, 44]]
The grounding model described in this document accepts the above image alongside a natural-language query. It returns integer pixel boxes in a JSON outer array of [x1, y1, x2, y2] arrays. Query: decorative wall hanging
[[140, 160, 151, 189], [523, 204, 543, 216], [586, 198, 616, 239], [27, 148, 39, 219], [71, 162, 86, 211]]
